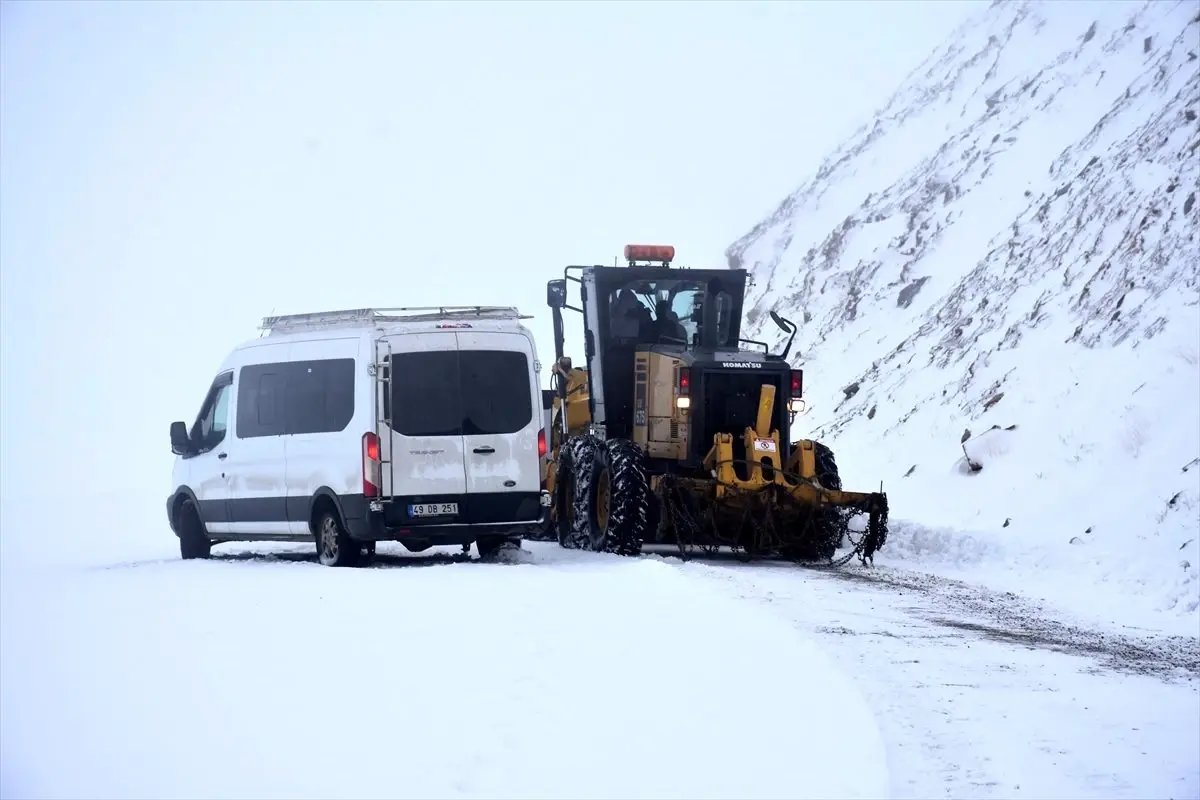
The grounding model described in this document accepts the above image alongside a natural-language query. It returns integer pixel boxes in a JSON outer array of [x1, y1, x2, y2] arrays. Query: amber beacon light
[[624, 244, 676, 265]]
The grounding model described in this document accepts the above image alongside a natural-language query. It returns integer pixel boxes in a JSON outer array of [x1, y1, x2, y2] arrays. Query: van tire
[[315, 510, 361, 567], [177, 499, 212, 560], [581, 438, 647, 557], [477, 535, 521, 561]]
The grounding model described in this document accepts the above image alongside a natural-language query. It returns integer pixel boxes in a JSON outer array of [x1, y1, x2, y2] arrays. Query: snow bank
[[842, 306, 1200, 634], [0, 545, 889, 799]]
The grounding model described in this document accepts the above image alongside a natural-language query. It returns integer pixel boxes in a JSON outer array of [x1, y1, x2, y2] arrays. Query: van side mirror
[[170, 421, 191, 455], [547, 279, 567, 309]]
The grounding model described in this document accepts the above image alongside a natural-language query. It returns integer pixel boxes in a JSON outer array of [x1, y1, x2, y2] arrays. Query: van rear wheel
[[476, 535, 521, 561], [316, 511, 361, 567]]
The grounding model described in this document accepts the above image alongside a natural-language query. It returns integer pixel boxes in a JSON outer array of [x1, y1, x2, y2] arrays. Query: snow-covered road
[[669, 550, 1200, 800], [0, 541, 888, 800], [1, 538, 1196, 800]]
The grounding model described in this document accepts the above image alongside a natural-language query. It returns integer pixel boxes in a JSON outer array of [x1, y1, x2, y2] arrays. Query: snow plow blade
[[651, 385, 889, 566]]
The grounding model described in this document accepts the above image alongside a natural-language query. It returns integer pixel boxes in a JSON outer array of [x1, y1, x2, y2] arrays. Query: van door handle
[[218, 452, 228, 460], [473, 446, 495, 455]]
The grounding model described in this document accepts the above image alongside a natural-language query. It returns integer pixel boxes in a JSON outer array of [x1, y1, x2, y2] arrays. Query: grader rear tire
[[578, 437, 647, 557], [557, 435, 600, 549]]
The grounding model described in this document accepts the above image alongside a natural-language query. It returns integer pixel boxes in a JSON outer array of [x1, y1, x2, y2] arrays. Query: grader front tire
[[782, 439, 849, 563], [812, 440, 843, 491]]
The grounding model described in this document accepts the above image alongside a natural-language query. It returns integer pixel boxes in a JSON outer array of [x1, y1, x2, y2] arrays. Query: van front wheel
[[178, 499, 212, 560], [316, 511, 361, 567]]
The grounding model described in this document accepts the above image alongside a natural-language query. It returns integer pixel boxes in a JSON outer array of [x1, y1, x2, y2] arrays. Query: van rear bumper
[[339, 491, 551, 544]]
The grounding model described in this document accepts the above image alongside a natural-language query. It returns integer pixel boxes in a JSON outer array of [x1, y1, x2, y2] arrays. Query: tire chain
[[655, 457, 887, 567], [600, 438, 648, 557], [557, 437, 886, 567], [562, 435, 600, 550]]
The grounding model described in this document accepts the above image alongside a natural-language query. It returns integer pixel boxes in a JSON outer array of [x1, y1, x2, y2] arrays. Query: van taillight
[[538, 429, 547, 458], [362, 432, 381, 498]]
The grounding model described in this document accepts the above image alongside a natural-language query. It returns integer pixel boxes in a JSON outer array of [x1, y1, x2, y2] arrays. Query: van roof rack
[[260, 306, 531, 335]]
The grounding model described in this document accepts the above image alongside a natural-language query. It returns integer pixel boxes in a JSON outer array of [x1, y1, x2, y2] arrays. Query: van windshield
[[390, 350, 532, 437]]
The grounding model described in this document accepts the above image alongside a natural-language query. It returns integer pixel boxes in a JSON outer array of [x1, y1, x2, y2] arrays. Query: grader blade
[[655, 382, 889, 566]]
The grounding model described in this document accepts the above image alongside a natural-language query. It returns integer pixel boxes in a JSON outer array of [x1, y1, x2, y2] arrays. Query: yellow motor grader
[[534, 244, 889, 564]]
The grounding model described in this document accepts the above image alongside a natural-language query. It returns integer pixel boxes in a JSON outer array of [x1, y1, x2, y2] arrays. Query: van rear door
[[455, 330, 540, 496], [384, 332, 468, 499]]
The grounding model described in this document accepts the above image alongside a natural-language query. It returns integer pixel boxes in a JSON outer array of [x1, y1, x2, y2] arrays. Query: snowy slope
[[726, 0, 1200, 629]]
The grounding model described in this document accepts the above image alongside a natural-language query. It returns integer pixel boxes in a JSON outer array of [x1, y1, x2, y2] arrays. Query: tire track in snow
[[647, 549, 1200, 800]]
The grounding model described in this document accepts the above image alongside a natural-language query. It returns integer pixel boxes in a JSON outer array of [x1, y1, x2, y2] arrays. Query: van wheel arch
[[170, 487, 200, 533], [308, 490, 347, 535], [312, 500, 361, 568]]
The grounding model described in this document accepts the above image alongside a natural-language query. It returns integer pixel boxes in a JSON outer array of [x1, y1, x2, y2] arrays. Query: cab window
[[190, 374, 233, 453], [211, 384, 232, 437], [608, 279, 703, 346], [715, 290, 733, 347]]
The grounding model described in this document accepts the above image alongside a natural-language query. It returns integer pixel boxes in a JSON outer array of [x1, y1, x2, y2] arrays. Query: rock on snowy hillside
[[726, 0, 1200, 626]]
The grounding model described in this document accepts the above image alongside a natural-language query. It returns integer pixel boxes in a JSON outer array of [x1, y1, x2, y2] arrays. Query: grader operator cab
[[536, 244, 889, 564]]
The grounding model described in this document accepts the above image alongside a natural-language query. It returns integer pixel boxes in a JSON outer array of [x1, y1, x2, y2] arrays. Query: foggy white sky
[[0, 0, 984, 507]]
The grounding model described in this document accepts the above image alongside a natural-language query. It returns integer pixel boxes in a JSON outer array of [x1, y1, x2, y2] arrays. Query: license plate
[[409, 502, 458, 517]]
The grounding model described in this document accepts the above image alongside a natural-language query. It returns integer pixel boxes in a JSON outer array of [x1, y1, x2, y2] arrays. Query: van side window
[[237, 365, 286, 438], [289, 359, 355, 435], [257, 372, 284, 429], [237, 358, 355, 438]]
